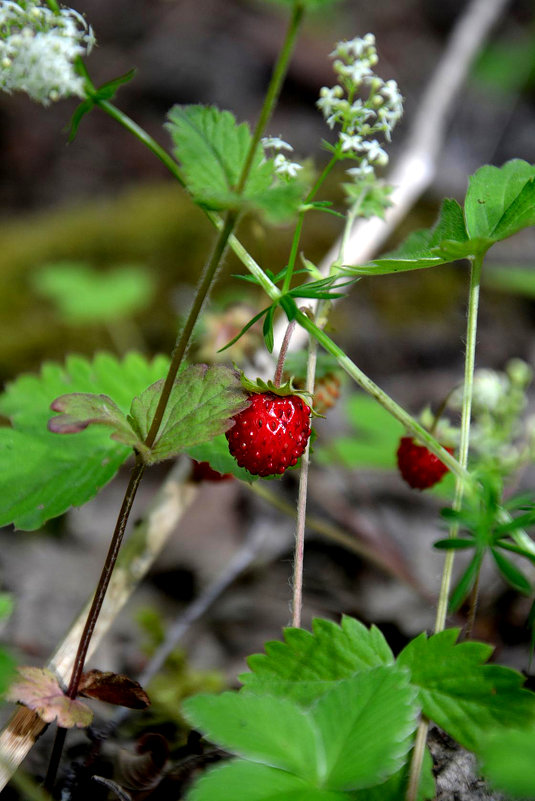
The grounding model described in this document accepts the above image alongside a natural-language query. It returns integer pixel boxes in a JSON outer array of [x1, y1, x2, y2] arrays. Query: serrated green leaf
[[185, 669, 417, 792], [183, 692, 318, 779], [311, 668, 417, 790], [352, 746, 435, 801], [166, 105, 302, 221], [186, 761, 347, 801], [397, 629, 535, 751], [186, 434, 256, 483], [491, 548, 532, 593], [346, 199, 471, 275], [48, 393, 140, 449], [128, 364, 249, 464], [0, 353, 169, 530], [32, 262, 155, 323], [465, 159, 535, 241], [241, 616, 394, 704]]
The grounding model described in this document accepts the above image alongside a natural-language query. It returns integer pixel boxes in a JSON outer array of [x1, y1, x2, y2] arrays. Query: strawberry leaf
[[49, 393, 140, 447], [397, 629, 535, 751], [478, 727, 535, 798], [184, 668, 416, 792], [128, 364, 249, 464], [241, 616, 394, 704], [0, 353, 168, 530], [6, 667, 93, 728], [186, 761, 347, 801]]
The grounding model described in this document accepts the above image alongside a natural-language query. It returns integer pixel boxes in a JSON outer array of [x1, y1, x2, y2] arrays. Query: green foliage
[[166, 105, 303, 222], [0, 353, 168, 530], [348, 160, 535, 275], [478, 728, 535, 798], [68, 68, 136, 141], [316, 392, 404, 470], [32, 262, 155, 323], [128, 364, 249, 464], [242, 616, 394, 704], [184, 668, 417, 794], [397, 629, 535, 751], [186, 434, 255, 482], [434, 474, 535, 609]]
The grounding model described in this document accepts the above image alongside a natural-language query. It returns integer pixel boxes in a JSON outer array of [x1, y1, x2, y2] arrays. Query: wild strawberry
[[396, 436, 453, 490], [226, 392, 311, 477], [190, 460, 233, 483]]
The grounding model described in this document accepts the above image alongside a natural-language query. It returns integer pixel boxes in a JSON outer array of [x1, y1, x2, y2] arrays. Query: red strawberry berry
[[226, 392, 311, 477], [396, 436, 453, 490], [190, 460, 233, 483]]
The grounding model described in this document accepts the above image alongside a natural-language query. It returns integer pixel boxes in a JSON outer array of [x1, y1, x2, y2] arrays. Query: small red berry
[[190, 460, 233, 483], [226, 392, 311, 477], [396, 436, 453, 490]]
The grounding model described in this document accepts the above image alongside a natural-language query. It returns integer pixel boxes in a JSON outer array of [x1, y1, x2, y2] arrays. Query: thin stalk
[[144, 210, 237, 448], [434, 252, 483, 632], [282, 155, 338, 294], [274, 319, 297, 387], [406, 253, 483, 801], [44, 458, 145, 792], [291, 335, 317, 627], [464, 565, 481, 639]]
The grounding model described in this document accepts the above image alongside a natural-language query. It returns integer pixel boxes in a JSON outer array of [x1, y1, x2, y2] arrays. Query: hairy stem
[[406, 252, 483, 801], [274, 319, 297, 387], [44, 457, 145, 791], [291, 334, 317, 627]]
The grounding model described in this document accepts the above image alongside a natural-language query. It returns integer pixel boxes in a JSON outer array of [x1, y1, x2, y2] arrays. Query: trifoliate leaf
[[0, 353, 168, 530], [464, 159, 535, 241], [397, 629, 535, 751], [184, 668, 417, 792], [128, 364, 249, 464], [6, 667, 93, 728], [32, 262, 155, 323], [241, 616, 394, 704], [166, 105, 303, 221], [478, 727, 535, 798], [186, 761, 347, 801]]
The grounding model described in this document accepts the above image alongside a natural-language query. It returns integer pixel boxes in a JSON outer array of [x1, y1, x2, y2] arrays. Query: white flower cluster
[[261, 135, 303, 181], [317, 34, 403, 179], [0, 1, 95, 105]]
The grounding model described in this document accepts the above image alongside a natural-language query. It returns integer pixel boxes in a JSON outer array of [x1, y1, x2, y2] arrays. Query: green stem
[[282, 155, 338, 295], [406, 253, 483, 801], [237, 0, 305, 194], [144, 210, 237, 448], [434, 252, 483, 632]]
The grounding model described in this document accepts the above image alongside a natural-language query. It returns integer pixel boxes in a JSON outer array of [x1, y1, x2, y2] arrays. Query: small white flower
[[261, 136, 293, 152], [0, 1, 95, 106], [339, 132, 364, 153], [361, 139, 388, 166], [346, 160, 374, 179], [316, 85, 343, 119], [273, 153, 302, 179]]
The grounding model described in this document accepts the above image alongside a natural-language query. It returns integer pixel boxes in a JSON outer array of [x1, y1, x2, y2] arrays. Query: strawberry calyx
[[238, 373, 313, 407]]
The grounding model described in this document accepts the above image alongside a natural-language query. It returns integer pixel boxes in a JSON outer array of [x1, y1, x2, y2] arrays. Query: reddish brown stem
[[274, 319, 297, 387]]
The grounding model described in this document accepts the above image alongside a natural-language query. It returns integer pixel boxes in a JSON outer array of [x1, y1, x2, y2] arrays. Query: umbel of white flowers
[[317, 33, 404, 179], [0, 0, 95, 105]]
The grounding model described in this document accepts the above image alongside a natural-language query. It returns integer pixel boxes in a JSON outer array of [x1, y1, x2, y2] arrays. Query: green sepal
[[238, 374, 313, 407]]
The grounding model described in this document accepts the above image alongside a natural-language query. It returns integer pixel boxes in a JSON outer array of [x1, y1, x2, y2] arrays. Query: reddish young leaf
[[6, 666, 93, 728], [78, 669, 150, 709]]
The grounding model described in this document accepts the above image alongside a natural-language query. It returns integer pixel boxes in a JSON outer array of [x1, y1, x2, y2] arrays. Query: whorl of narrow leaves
[[6, 667, 93, 728]]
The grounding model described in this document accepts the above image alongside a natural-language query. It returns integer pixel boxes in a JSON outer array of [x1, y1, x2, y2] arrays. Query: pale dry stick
[[265, 0, 512, 359], [0, 458, 196, 790]]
